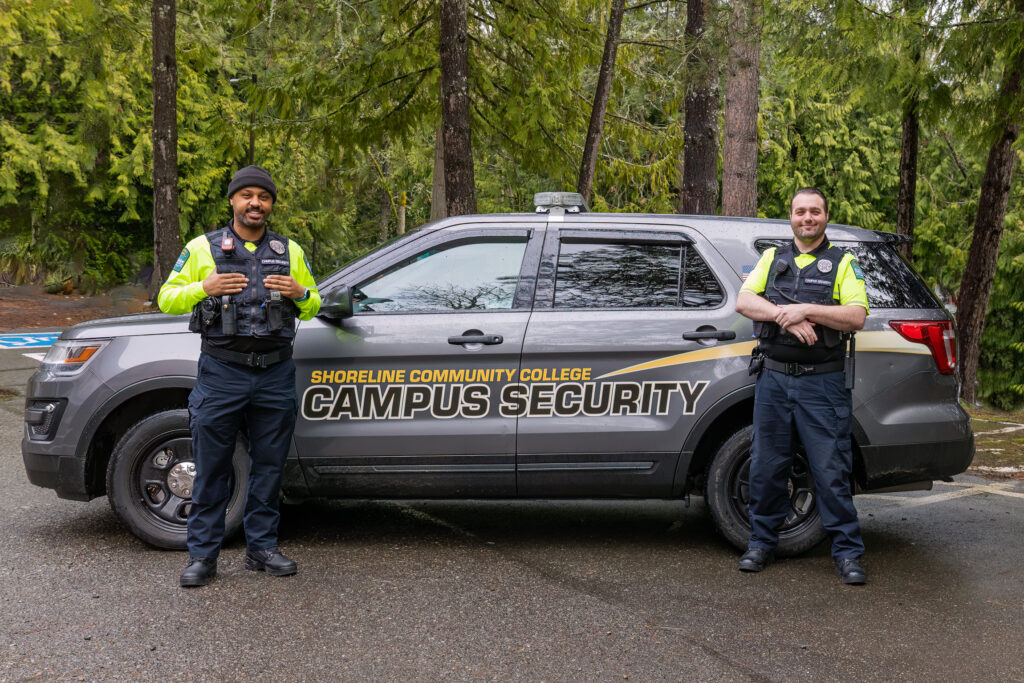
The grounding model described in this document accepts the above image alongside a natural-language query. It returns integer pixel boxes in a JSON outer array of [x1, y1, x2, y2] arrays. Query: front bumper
[[22, 446, 92, 501]]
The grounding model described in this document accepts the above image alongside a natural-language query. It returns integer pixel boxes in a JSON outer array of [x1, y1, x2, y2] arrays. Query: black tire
[[106, 409, 248, 550], [705, 425, 827, 557]]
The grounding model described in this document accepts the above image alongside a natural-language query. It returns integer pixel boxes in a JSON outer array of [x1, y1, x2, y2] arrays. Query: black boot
[[738, 547, 773, 573], [835, 557, 867, 585], [180, 557, 217, 587], [245, 547, 298, 576]]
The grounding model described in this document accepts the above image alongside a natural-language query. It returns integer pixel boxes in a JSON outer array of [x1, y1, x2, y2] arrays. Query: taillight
[[888, 320, 957, 375]]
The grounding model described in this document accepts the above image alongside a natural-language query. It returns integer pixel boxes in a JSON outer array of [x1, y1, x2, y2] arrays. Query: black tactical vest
[[755, 240, 848, 363], [190, 224, 298, 346]]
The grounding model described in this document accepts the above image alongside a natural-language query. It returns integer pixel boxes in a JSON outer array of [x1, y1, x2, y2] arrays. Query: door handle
[[448, 334, 503, 345], [682, 330, 736, 341]]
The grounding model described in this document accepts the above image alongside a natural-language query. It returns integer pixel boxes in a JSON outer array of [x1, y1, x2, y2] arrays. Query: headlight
[[41, 339, 110, 376]]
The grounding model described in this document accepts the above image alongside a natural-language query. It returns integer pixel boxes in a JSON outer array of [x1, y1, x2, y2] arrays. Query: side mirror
[[319, 285, 354, 320]]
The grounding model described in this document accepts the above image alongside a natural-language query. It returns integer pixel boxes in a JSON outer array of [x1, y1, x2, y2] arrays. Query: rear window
[[755, 240, 940, 309]]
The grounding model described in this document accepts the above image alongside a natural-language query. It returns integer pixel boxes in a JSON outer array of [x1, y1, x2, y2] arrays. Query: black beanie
[[227, 165, 277, 202]]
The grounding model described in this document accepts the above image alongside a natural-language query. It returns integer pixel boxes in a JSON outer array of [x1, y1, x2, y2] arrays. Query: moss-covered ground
[[967, 405, 1024, 478]]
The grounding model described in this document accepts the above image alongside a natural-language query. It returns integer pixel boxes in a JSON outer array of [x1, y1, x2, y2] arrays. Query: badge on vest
[[270, 240, 286, 255], [816, 259, 833, 273]]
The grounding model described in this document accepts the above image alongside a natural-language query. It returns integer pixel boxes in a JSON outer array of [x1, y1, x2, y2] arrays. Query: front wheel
[[704, 425, 827, 557], [106, 409, 248, 549]]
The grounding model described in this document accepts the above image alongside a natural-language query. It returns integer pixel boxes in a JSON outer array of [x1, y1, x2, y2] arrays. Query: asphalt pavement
[[1, 345, 1022, 681]]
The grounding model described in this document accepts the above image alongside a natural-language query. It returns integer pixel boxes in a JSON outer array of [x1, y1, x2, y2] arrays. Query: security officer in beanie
[[158, 165, 320, 587], [735, 187, 869, 585]]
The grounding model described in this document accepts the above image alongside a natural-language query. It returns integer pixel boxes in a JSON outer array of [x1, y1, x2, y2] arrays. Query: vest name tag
[[803, 278, 832, 287], [261, 259, 289, 267]]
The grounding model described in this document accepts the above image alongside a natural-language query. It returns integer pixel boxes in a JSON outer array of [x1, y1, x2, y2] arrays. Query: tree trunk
[[378, 138, 391, 242], [440, 0, 476, 216], [678, 0, 720, 215], [721, 0, 759, 217], [896, 100, 919, 261], [577, 0, 626, 207], [431, 120, 447, 221], [896, 2, 923, 261], [956, 48, 1024, 404], [151, 0, 180, 294]]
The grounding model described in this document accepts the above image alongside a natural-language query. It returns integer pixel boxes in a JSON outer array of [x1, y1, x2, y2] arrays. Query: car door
[[293, 224, 542, 497], [516, 221, 748, 497]]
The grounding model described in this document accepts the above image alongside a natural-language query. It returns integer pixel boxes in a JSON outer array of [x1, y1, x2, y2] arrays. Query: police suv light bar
[[534, 192, 588, 213]]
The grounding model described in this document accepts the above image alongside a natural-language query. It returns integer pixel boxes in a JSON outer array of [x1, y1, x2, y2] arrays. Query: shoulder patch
[[852, 262, 865, 280], [173, 248, 189, 272]]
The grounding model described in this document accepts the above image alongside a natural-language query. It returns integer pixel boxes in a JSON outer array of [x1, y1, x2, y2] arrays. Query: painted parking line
[[0, 333, 60, 349], [974, 423, 1024, 436], [22, 352, 47, 362], [865, 482, 1022, 507]]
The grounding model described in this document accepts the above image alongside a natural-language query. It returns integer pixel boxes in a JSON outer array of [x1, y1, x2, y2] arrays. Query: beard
[[236, 209, 267, 229], [793, 222, 824, 242]]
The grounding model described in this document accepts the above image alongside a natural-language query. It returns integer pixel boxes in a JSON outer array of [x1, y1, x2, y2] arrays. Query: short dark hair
[[791, 187, 828, 216]]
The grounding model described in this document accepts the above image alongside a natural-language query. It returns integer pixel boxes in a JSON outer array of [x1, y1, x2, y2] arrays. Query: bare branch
[[940, 129, 972, 185], [849, 0, 1011, 30], [381, 69, 431, 120], [266, 66, 436, 124], [625, 0, 682, 11], [618, 39, 684, 53]]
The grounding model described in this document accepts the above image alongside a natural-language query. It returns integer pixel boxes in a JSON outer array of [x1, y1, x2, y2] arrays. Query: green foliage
[[762, 0, 1024, 407], [0, 225, 136, 292], [2, 0, 1022, 405], [0, 0, 246, 286], [976, 209, 1024, 409], [758, 82, 901, 228]]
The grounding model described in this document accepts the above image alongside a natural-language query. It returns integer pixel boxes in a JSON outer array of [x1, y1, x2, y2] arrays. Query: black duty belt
[[201, 342, 292, 368], [762, 357, 845, 377]]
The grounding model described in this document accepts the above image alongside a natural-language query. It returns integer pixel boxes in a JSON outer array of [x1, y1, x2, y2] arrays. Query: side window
[[682, 246, 725, 307], [553, 239, 724, 309], [754, 239, 940, 309], [354, 238, 527, 313]]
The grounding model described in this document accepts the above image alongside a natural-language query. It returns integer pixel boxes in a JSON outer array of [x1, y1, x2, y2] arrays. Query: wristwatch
[[296, 287, 310, 302]]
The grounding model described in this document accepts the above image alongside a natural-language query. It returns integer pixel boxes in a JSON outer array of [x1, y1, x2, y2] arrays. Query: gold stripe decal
[[596, 330, 928, 380], [597, 341, 757, 379]]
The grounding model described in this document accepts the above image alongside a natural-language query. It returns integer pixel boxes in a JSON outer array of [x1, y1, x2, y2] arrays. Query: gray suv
[[21, 198, 974, 555]]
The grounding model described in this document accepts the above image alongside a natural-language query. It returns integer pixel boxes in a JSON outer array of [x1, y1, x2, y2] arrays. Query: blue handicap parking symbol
[[0, 333, 61, 349]]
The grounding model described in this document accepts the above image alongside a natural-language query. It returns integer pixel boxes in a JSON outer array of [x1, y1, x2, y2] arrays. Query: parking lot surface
[[1, 347, 1022, 681]]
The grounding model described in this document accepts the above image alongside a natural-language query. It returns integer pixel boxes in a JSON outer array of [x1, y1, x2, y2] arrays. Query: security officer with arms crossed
[[734, 187, 869, 585], [158, 165, 321, 587]]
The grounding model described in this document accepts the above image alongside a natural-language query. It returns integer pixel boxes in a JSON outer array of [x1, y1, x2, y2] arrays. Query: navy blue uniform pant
[[748, 368, 865, 561], [187, 354, 297, 559]]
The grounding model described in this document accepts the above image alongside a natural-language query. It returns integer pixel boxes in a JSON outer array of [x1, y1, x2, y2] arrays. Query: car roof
[[415, 211, 891, 243]]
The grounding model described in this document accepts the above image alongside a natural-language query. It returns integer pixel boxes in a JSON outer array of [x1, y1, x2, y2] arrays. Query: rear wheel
[[106, 409, 248, 549], [704, 425, 827, 557]]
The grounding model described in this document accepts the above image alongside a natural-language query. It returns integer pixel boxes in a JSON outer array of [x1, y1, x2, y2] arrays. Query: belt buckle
[[786, 362, 807, 376]]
